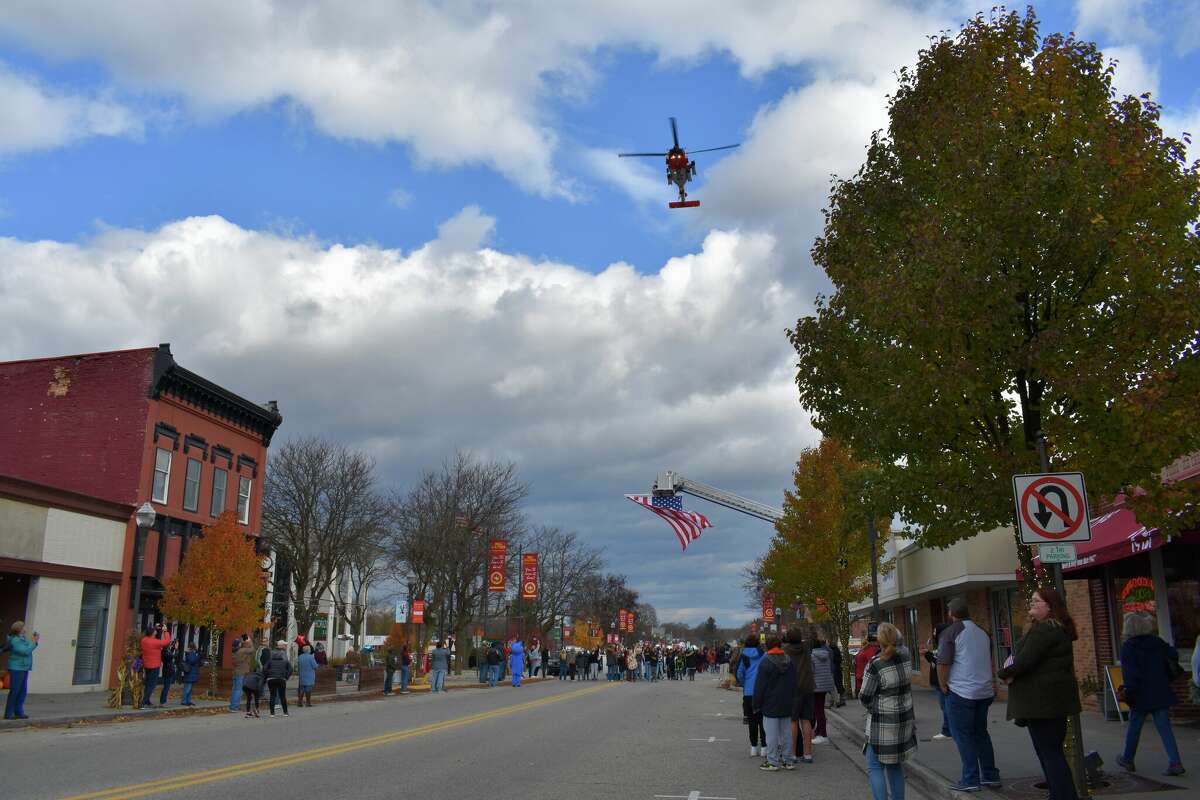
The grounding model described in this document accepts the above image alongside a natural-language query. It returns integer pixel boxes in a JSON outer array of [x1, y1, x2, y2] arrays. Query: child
[[753, 634, 797, 771], [242, 669, 264, 718]]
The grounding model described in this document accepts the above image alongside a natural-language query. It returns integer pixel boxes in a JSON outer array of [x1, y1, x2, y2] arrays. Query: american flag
[[625, 494, 712, 552]]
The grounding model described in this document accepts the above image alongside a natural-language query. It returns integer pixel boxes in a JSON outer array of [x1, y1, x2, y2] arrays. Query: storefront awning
[[1026, 501, 1199, 576]]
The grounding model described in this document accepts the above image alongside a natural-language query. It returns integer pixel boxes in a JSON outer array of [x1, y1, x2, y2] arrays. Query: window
[[152, 448, 172, 503], [183, 458, 202, 512], [211, 467, 228, 516], [237, 476, 252, 524]]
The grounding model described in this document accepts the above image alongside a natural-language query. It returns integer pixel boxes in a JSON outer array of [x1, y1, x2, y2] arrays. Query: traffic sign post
[[1039, 543, 1077, 564], [1011, 472, 1092, 545]]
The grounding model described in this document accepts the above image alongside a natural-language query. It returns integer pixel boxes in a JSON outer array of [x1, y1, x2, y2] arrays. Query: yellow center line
[[62, 684, 612, 800]]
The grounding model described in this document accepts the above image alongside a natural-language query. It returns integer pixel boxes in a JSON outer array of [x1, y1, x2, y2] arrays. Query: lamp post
[[130, 502, 157, 634]]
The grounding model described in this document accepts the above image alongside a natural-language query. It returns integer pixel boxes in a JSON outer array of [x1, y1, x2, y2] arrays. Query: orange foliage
[[160, 512, 267, 635]]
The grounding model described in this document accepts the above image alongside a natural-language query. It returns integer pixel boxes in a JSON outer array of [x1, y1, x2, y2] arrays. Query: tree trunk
[[208, 629, 222, 699]]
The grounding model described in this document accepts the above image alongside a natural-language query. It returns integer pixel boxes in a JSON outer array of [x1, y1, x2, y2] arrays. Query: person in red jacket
[[140, 622, 172, 707], [854, 628, 880, 696]]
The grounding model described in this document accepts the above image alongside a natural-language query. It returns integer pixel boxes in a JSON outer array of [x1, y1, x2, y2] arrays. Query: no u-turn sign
[[1012, 472, 1093, 544]]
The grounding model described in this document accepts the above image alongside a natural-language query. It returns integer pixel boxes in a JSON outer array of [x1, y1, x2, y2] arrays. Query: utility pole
[[1036, 432, 1090, 799], [867, 511, 881, 621]]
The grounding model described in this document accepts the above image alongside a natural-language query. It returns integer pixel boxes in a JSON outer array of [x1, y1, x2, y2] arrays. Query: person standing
[[1116, 612, 1186, 776], [830, 640, 846, 705], [753, 634, 797, 771], [241, 667, 264, 718], [810, 631, 836, 744], [784, 627, 816, 764], [860, 622, 917, 800], [231, 637, 253, 712], [925, 621, 953, 740], [158, 640, 178, 706], [485, 641, 502, 687], [383, 646, 398, 695], [736, 634, 767, 757], [178, 643, 201, 706], [399, 644, 412, 694], [510, 639, 525, 687], [264, 640, 292, 716], [313, 641, 328, 666], [937, 596, 1000, 792], [997, 587, 1082, 800], [3, 622, 38, 720], [856, 629, 880, 695], [528, 642, 542, 678], [139, 623, 171, 708], [430, 640, 450, 693], [297, 645, 317, 707]]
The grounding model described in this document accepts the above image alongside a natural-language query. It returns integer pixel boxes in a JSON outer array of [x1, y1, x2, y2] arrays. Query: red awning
[[1054, 506, 1160, 573]]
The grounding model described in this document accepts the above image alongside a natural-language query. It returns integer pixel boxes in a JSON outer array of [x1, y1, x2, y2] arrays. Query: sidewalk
[[828, 687, 1198, 800], [1, 672, 549, 731]]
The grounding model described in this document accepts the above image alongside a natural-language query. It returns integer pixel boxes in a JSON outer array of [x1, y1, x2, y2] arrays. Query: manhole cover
[[987, 772, 1185, 798]]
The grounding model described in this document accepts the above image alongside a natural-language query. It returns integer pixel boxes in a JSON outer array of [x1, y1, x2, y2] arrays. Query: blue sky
[[1, 1, 1198, 626]]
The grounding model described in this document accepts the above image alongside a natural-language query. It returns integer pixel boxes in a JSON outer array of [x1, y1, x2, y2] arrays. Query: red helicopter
[[618, 117, 739, 208]]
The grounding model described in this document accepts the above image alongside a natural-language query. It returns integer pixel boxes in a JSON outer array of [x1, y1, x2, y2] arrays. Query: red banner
[[628, 612, 636, 631], [412, 600, 425, 624], [488, 539, 507, 593], [521, 553, 538, 600], [618, 608, 628, 631], [563, 625, 573, 640], [762, 592, 776, 623]]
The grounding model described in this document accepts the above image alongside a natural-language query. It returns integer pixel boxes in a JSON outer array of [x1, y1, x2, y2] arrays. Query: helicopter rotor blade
[[617, 152, 668, 157], [687, 144, 740, 154], [670, 117, 680, 148]]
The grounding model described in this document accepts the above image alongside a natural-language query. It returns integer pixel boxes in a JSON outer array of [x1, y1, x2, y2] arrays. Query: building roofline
[[0, 346, 158, 367], [0, 473, 136, 522]]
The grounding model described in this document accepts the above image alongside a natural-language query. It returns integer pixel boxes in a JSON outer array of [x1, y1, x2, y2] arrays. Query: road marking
[[688, 736, 730, 743], [703, 712, 724, 716], [62, 684, 613, 800], [653, 793, 735, 800]]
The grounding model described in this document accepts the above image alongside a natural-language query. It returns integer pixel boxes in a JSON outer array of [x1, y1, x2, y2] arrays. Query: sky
[[2, 1, 1198, 626]]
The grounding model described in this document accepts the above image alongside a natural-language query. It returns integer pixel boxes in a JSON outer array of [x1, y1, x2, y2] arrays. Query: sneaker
[[283, 712, 289, 717], [932, 733, 951, 740], [1116, 755, 1136, 773], [981, 779, 1002, 788], [269, 712, 276, 717], [750, 746, 760, 757], [947, 783, 981, 793], [759, 763, 780, 772], [782, 762, 796, 770], [244, 713, 253, 718], [1164, 764, 1185, 777], [812, 736, 829, 744], [799, 755, 813, 764]]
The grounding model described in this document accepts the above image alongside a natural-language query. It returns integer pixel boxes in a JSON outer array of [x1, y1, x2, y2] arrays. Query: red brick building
[[0, 344, 282, 687]]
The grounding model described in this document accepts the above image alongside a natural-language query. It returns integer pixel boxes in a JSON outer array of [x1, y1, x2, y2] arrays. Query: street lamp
[[130, 502, 156, 634]]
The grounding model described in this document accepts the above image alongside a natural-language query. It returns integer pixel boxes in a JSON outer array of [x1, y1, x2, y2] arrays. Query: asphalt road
[[0, 677, 922, 800]]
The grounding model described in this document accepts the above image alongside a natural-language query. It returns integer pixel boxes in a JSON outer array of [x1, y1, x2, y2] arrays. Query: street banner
[[488, 538, 508, 592], [394, 600, 408, 623], [521, 552, 539, 600], [628, 612, 636, 631], [412, 600, 425, 624], [762, 591, 775, 623], [618, 608, 628, 631], [564, 625, 573, 640]]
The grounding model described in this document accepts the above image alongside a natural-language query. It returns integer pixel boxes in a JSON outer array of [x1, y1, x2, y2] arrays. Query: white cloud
[[0, 1, 954, 192], [1075, 0, 1158, 48], [0, 211, 815, 623], [1104, 44, 1160, 98], [387, 187, 413, 209], [0, 62, 141, 154]]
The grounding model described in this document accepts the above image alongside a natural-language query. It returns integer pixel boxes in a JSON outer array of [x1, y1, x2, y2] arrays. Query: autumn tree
[[789, 8, 1200, 581], [762, 439, 891, 691], [261, 437, 388, 639], [161, 513, 267, 698]]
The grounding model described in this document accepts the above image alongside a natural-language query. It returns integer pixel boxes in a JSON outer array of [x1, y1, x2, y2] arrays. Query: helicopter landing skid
[[668, 200, 700, 208]]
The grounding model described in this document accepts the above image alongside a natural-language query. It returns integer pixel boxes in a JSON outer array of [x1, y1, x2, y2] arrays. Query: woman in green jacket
[[997, 588, 1081, 800], [4, 621, 40, 720]]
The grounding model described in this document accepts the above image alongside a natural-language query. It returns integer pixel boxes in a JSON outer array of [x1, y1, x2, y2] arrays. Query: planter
[[358, 666, 385, 692]]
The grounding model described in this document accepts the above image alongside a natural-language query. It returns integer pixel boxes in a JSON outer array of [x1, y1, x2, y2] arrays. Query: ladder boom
[[653, 470, 782, 522]]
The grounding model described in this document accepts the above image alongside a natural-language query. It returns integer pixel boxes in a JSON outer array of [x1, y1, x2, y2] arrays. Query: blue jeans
[[487, 665, 499, 687], [763, 715, 794, 766], [431, 668, 447, 693], [935, 684, 951, 736], [866, 744, 906, 800], [158, 674, 174, 705], [181, 682, 194, 704], [229, 673, 244, 710], [399, 665, 410, 692], [945, 692, 999, 786], [4, 669, 29, 718], [383, 669, 395, 693], [1122, 708, 1182, 767], [141, 667, 160, 707]]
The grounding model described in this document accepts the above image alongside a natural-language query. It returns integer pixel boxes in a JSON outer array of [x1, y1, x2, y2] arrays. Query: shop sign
[[1119, 577, 1156, 613]]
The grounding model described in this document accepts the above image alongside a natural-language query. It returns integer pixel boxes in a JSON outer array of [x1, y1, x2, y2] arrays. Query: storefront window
[[991, 588, 1016, 667], [1164, 542, 1199, 659]]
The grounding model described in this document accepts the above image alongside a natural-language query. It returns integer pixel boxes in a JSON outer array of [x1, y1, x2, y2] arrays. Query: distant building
[[0, 344, 282, 690]]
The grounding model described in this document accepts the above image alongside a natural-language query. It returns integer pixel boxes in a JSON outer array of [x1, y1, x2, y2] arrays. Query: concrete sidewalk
[[828, 687, 1198, 799], [1, 672, 549, 731]]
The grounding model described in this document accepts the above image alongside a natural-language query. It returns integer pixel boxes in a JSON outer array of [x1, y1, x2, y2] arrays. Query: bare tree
[[573, 572, 639, 639], [332, 536, 388, 649], [261, 437, 388, 639], [512, 526, 602, 639], [386, 452, 528, 670]]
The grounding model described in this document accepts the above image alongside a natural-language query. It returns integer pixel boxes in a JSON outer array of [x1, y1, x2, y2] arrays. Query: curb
[[826, 705, 1005, 800], [0, 676, 553, 733]]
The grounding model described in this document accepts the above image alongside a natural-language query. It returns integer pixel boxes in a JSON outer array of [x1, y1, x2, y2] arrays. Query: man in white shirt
[[937, 597, 1000, 792]]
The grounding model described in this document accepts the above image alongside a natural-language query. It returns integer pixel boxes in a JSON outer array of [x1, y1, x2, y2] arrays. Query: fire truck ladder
[[652, 470, 782, 522]]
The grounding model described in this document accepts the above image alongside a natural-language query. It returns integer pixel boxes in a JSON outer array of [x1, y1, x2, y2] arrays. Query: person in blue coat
[[1117, 612, 1185, 776], [736, 634, 766, 756], [3, 621, 38, 720], [180, 643, 202, 706], [297, 645, 318, 707], [510, 639, 525, 687]]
